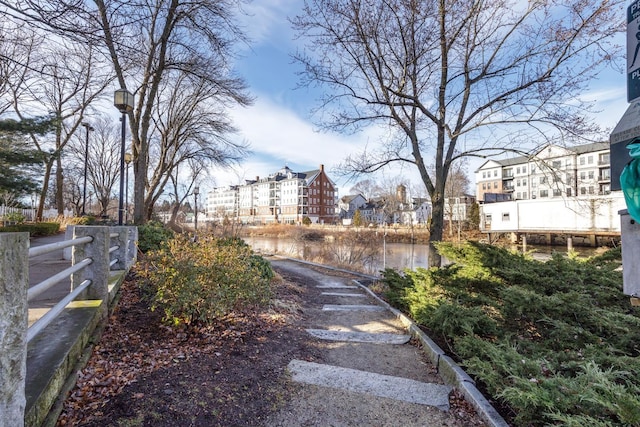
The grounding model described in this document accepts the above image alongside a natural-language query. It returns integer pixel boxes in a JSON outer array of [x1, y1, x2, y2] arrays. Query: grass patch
[[382, 241, 640, 426]]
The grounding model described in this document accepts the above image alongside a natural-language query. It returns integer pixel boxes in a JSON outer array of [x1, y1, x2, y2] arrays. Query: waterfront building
[[205, 165, 338, 225]]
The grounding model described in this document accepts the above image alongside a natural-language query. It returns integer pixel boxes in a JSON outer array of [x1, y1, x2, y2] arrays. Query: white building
[[205, 165, 338, 225], [474, 142, 620, 240], [475, 142, 611, 203]]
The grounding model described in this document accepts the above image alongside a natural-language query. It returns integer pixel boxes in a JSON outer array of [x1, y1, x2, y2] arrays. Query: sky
[[207, 0, 631, 198]]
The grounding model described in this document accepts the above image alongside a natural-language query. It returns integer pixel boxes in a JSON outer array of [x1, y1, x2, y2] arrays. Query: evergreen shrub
[[0, 222, 60, 236], [382, 241, 640, 426], [137, 221, 174, 253]]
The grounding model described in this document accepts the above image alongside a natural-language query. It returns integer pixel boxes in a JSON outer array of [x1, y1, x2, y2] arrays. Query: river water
[[241, 236, 604, 276]]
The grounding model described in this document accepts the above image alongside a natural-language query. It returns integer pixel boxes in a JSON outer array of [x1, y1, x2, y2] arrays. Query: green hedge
[[0, 222, 60, 236]]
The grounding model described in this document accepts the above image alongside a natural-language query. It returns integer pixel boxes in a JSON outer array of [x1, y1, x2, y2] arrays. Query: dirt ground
[[55, 262, 486, 427]]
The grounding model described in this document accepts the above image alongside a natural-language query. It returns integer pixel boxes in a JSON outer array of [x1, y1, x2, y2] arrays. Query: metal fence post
[[71, 226, 109, 303], [0, 232, 29, 427]]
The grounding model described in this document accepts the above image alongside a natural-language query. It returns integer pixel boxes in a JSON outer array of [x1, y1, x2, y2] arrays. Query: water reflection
[[242, 236, 430, 275], [243, 236, 604, 275]]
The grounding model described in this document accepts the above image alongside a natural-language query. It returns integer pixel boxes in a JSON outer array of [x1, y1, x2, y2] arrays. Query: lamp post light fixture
[[81, 122, 94, 216], [114, 88, 134, 225], [194, 186, 200, 241], [124, 152, 133, 224]]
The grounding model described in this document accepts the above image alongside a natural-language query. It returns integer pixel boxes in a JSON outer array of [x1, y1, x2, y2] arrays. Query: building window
[[522, 192, 527, 199], [516, 192, 521, 199], [493, 182, 498, 189], [580, 172, 586, 180], [601, 168, 610, 180], [600, 153, 610, 164], [540, 190, 549, 197], [517, 179, 521, 187], [523, 166, 527, 173], [531, 165, 536, 173], [523, 178, 527, 186], [588, 171, 594, 179], [580, 157, 585, 165], [580, 187, 586, 195], [532, 191, 537, 198], [482, 183, 486, 190], [482, 172, 486, 178], [516, 167, 521, 174], [502, 213, 510, 221], [589, 186, 594, 194], [552, 160, 561, 169], [566, 188, 572, 197], [553, 189, 561, 197], [493, 170, 497, 177], [540, 176, 547, 184]]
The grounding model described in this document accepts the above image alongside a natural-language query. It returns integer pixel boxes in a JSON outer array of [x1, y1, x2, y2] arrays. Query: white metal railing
[[25, 227, 136, 343], [0, 225, 138, 427]]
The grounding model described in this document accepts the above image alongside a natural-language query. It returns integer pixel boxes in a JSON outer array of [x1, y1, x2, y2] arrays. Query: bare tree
[[5, 37, 114, 219], [66, 116, 121, 218], [292, 0, 622, 266], [144, 73, 249, 220], [2, 0, 252, 223], [93, 0, 252, 224], [349, 179, 382, 200]]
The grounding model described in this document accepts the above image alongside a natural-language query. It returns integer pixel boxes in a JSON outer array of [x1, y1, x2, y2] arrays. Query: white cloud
[[239, 0, 301, 47]]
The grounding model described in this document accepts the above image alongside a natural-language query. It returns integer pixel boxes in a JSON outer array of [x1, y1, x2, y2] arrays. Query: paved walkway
[[28, 233, 70, 326], [265, 258, 490, 427]]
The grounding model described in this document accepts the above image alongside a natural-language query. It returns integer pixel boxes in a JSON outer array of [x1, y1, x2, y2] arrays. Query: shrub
[[142, 234, 273, 326], [0, 222, 60, 236], [383, 241, 640, 426], [137, 221, 174, 253], [2, 212, 26, 224], [66, 216, 95, 225]]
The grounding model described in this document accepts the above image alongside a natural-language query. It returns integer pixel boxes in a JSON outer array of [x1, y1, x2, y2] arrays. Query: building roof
[[476, 141, 608, 172]]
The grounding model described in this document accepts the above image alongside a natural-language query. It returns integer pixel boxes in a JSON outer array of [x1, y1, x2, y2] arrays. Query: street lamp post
[[113, 88, 134, 225], [194, 186, 199, 241], [124, 152, 133, 224], [81, 122, 94, 215]]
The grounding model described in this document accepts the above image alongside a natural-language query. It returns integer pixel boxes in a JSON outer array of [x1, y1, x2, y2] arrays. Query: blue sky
[[210, 0, 630, 197]]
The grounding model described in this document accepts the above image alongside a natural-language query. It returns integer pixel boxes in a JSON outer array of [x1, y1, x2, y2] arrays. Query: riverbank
[[237, 223, 484, 245]]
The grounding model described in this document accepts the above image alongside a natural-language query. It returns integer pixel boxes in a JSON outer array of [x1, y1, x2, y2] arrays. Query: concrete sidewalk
[[28, 233, 71, 326], [266, 258, 508, 427], [24, 232, 127, 427]]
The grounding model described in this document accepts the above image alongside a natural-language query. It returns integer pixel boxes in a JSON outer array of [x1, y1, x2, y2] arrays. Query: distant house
[[338, 194, 367, 224]]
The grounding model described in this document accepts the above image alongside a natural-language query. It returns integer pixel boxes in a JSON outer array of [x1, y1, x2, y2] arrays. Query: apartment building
[[473, 142, 624, 238], [475, 142, 611, 202], [206, 165, 338, 224]]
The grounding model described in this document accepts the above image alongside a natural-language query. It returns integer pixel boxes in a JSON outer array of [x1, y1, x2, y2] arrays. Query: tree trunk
[[429, 196, 444, 267], [55, 155, 64, 216]]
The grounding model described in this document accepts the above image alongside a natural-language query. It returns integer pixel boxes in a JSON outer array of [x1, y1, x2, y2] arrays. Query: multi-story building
[[206, 164, 338, 224], [474, 142, 623, 240], [475, 142, 611, 202]]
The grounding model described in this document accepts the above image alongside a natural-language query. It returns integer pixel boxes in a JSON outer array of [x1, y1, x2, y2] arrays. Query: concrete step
[[322, 304, 386, 312], [306, 329, 411, 344], [287, 359, 451, 410], [320, 292, 366, 297]]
